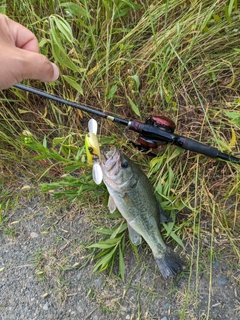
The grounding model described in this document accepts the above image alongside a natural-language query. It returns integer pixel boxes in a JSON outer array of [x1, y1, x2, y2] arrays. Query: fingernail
[[51, 62, 59, 81]]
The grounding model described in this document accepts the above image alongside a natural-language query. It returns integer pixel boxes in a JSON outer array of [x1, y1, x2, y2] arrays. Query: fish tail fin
[[155, 246, 182, 280]]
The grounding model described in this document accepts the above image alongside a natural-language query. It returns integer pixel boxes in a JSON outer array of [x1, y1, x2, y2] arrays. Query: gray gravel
[[1, 197, 240, 319]]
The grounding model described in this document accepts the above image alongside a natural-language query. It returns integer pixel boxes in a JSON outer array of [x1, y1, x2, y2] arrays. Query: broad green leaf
[[150, 156, 162, 169], [224, 110, 240, 125], [87, 237, 121, 249], [62, 54, 80, 72], [224, 3, 232, 23], [213, 14, 222, 23], [42, 136, 47, 148], [228, 0, 237, 17], [126, 95, 141, 117], [52, 137, 66, 148], [93, 248, 117, 272], [106, 212, 123, 219], [63, 76, 83, 95], [110, 223, 127, 239], [50, 15, 74, 42], [25, 142, 49, 153], [163, 221, 175, 237], [33, 153, 66, 161], [63, 164, 83, 172], [49, 23, 79, 72], [168, 147, 184, 161], [75, 147, 85, 161], [168, 231, 184, 249], [94, 227, 115, 235], [49, 18, 67, 48], [129, 75, 141, 91], [107, 85, 118, 99], [94, 248, 113, 259], [114, 7, 132, 20], [58, 2, 91, 19], [50, 39, 65, 66]]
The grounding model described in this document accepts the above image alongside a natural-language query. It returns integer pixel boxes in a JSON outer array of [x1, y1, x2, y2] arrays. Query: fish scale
[[100, 147, 183, 280]]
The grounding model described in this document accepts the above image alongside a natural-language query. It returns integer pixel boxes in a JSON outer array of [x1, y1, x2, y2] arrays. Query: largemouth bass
[[100, 148, 182, 280]]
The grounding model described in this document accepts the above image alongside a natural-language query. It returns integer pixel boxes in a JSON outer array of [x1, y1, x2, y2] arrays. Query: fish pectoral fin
[[108, 195, 117, 213], [159, 205, 172, 224], [128, 223, 142, 246]]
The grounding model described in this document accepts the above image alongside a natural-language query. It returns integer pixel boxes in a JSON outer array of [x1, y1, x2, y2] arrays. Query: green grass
[[1, 0, 240, 318]]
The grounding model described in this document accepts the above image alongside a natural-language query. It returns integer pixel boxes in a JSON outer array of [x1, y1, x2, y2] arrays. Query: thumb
[[20, 50, 59, 82]]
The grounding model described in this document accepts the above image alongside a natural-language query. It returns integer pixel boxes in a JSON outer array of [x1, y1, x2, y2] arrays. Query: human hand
[[0, 14, 59, 90]]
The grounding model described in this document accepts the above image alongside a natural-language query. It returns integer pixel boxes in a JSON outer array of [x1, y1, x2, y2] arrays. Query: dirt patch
[[0, 196, 240, 320]]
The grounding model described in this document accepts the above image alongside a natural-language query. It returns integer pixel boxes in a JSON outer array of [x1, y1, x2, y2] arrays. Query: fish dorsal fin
[[159, 205, 172, 224], [128, 223, 142, 246], [108, 195, 117, 213]]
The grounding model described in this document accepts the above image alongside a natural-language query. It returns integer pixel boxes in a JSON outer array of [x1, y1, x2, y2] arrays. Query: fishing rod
[[13, 83, 240, 164]]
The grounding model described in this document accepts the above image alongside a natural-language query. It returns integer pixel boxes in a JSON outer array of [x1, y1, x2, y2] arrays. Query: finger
[[20, 50, 59, 82], [0, 51, 59, 89], [6, 15, 39, 52]]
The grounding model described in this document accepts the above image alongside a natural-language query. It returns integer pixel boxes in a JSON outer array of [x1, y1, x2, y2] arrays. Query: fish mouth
[[101, 147, 117, 163], [101, 147, 120, 174], [105, 147, 117, 160]]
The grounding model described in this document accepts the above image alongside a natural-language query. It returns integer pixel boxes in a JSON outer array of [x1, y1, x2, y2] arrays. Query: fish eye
[[121, 160, 128, 168]]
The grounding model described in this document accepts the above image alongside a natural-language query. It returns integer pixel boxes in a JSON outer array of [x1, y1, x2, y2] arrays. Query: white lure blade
[[92, 163, 103, 185], [88, 118, 98, 135]]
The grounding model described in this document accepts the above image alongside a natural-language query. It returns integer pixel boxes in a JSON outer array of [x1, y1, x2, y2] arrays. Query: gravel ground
[[1, 197, 240, 320]]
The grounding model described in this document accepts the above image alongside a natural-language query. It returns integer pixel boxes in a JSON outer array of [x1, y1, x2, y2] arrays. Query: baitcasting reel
[[136, 115, 176, 151]]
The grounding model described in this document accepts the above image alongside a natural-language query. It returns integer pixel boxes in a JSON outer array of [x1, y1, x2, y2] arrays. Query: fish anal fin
[[128, 223, 142, 246], [159, 205, 172, 224]]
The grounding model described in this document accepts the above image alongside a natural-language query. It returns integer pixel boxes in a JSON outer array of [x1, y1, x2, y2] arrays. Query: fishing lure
[[85, 119, 103, 185]]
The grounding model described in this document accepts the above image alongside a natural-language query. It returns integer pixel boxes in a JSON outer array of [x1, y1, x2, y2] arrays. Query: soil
[[0, 194, 240, 320]]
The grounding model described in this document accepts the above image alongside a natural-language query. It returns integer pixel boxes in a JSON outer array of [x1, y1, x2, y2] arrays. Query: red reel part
[[137, 115, 176, 149], [146, 115, 176, 133]]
